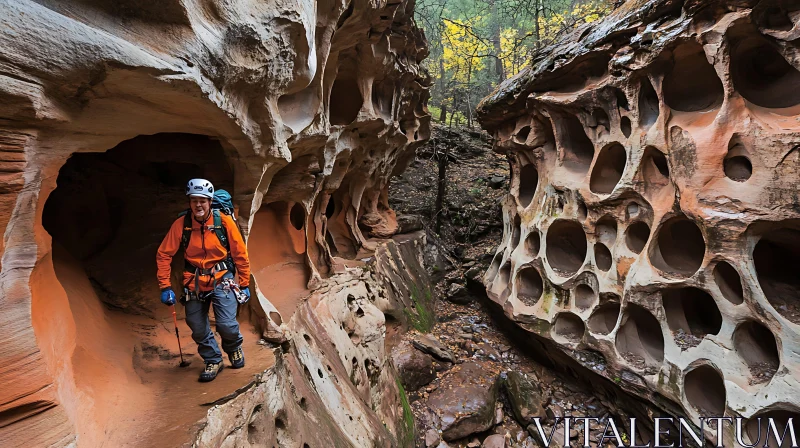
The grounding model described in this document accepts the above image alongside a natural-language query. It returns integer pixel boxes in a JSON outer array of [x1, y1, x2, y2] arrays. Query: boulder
[[426, 362, 500, 441], [425, 428, 442, 447], [391, 340, 436, 392], [483, 434, 506, 448], [397, 214, 425, 234], [446, 283, 471, 304], [413, 334, 456, 363], [504, 371, 546, 427]]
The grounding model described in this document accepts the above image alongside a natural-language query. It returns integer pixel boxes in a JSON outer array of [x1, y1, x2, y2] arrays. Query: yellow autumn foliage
[[441, 18, 490, 83]]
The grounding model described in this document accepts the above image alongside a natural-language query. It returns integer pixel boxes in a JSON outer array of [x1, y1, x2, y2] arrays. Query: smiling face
[[190, 196, 211, 220]]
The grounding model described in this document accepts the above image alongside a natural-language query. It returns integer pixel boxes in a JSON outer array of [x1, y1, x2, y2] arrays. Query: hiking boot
[[199, 362, 223, 382], [228, 346, 245, 369]]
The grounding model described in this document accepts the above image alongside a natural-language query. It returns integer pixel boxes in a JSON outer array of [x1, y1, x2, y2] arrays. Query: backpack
[[179, 189, 240, 262]]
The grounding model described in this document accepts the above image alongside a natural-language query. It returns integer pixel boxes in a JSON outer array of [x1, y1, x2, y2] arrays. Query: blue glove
[[241, 287, 250, 300], [161, 288, 176, 305]]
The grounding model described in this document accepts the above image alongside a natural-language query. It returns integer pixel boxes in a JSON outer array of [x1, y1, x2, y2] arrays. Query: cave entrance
[[38, 133, 276, 447]]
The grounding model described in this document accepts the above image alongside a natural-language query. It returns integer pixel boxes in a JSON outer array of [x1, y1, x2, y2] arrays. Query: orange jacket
[[156, 212, 250, 292]]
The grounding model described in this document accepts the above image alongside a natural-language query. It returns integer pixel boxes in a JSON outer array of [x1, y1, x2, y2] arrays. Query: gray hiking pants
[[184, 271, 243, 364]]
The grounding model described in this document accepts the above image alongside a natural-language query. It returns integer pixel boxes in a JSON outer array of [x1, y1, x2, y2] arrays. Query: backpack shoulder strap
[[180, 212, 192, 251], [212, 209, 230, 252]]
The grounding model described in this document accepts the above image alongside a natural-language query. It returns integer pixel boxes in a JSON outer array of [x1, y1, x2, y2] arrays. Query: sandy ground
[[38, 244, 278, 447]]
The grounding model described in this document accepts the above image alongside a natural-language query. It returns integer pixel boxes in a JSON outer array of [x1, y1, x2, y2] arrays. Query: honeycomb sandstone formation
[[0, 0, 429, 446], [478, 0, 800, 442]]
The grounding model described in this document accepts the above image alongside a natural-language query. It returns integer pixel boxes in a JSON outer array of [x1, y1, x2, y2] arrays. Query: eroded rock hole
[[638, 78, 659, 129], [596, 216, 617, 246], [594, 244, 612, 271], [546, 219, 588, 276], [325, 197, 336, 218], [497, 261, 512, 287], [662, 287, 722, 348], [713, 261, 744, 305], [278, 87, 319, 133], [574, 284, 596, 310], [591, 108, 610, 131], [643, 146, 670, 188], [753, 226, 800, 324], [516, 266, 544, 306], [590, 143, 626, 194], [518, 163, 538, 207], [577, 200, 588, 221], [371, 77, 394, 118], [616, 305, 665, 370], [614, 87, 629, 110], [515, 125, 531, 143], [663, 42, 724, 112], [625, 221, 650, 254], [746, 409, 799, 448], [525, 230, 541, 256], [552, 313, 585, 342], [684, 365, 726, 415], [724, 155, 752, 182], [290, 203, 306, 230], [554, 113, 595, 173], [732, 35, 800, 108], [650, 215, 705, 277], [733, 321, 780, 384], [620, 116, 632, 138], [588, 302, 620, 335], [330, 74, 363, 125], [510, 215, 522, 249]]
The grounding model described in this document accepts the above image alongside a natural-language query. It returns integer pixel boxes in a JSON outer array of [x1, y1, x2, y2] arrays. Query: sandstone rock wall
[[478, 0, 800, 442], [193, 232, 432, 448], [0, 0, 429, 445]]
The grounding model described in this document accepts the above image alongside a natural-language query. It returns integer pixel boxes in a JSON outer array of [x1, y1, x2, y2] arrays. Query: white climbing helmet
[[186, 178, 214, 199]]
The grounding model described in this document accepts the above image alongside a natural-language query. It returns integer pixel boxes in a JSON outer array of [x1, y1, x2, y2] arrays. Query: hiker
[[156, 178, 251, 382]]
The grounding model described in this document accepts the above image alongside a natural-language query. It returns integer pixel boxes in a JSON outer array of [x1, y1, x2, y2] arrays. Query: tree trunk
[[434, 144, 449, 235], [439, 103, 447, 123], [490, 0, 504, 84], [534, 0, 541, 51], [466, 60, 474, 128]]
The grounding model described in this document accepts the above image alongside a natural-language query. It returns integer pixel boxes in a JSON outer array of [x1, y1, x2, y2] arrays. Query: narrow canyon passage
[[36, 134, 279, 447], [4, 0, 800, 446]]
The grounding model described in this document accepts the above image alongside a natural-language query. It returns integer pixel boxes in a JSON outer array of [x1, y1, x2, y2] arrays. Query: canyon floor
[[388, 125, 638, 448]]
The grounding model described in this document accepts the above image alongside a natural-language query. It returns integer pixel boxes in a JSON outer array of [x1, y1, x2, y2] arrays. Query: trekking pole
[[171, 305, 192, 368]]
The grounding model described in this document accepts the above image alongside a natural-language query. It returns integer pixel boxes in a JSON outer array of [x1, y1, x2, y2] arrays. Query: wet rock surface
[[426, 361, 501, 441], [393, 340, 437, 392]]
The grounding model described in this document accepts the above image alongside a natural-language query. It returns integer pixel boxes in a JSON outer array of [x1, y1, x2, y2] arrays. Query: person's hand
[[161, 288, 176, 306]]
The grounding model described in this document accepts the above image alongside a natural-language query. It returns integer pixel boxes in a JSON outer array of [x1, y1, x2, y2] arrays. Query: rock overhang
[[0, 0, 430, 445]]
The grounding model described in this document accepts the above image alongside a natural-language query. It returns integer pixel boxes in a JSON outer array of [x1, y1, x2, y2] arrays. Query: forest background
[[415, 0, 622, 127]]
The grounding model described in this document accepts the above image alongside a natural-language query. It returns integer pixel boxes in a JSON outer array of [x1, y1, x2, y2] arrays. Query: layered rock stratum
[[0, 0, 430, 446], [478, 0, 800, 443]]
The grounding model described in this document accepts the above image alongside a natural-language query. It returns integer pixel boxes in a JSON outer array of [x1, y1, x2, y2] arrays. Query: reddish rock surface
[[0, 0, 429, 445]]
